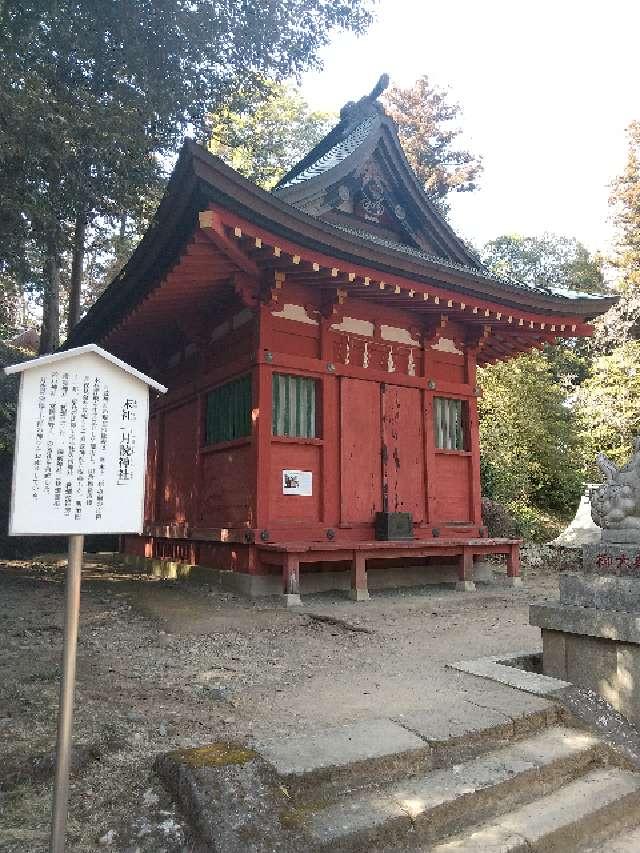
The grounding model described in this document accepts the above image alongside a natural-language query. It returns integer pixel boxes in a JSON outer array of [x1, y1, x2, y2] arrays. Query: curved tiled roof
[[330, 223, 609, 302], [278, 116, 377, 188], [65, 141, 618, 349]]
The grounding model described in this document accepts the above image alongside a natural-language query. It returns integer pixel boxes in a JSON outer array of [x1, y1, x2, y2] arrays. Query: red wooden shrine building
[[67, 79, 614, 603]]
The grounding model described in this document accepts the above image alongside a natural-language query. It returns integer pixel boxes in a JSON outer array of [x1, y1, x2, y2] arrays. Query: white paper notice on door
[[282, 469, 312, 496]]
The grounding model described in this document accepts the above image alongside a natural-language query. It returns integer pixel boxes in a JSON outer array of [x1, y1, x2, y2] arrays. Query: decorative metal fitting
[[243, 530, 255, 544], [427, 379, 437, 390], [327, 362, 336, 373], [260, 529, 270, 542], [326, 528, 336, 541], [432, 527, 441, 538], [264, 351, 273, 363]]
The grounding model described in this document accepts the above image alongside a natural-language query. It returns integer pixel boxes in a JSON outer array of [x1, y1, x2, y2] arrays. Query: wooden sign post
[[5, 345, 166, 853]]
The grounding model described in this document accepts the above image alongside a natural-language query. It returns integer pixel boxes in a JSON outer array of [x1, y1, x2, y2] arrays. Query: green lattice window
[[272, 373, 318, 438], [434, 397, 467, 450], [205, 374, 252, 445]]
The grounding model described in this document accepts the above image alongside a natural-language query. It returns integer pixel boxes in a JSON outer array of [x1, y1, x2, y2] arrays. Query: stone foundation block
[[530, 603, 640, 645], [565, 634, 618, 696], [349, 589, 370, 602], [602, 529, 640, 544], [455, 580, 476, 592], [560, 572, 640, 612], [542, 630, 567, 680], [541, 628, 640, 724]]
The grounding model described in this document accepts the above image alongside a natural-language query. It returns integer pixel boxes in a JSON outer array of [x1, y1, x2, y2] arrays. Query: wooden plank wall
[[143, 286, 482, 541]]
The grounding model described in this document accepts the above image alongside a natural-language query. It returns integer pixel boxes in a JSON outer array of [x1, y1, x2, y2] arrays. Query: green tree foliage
[[483, 234, 605, 295], [478, 351, 582, 520], [209, 81, 334, 190], [0, 0, 373, 351], [598, 121, 640, 347], [479, 233, 605, 536], [483, 234, 604, 394], [576, 124, 640, 476], [611, 121, 640, 293], [382, 75, 482, 212], [576, 342, 640, 476]]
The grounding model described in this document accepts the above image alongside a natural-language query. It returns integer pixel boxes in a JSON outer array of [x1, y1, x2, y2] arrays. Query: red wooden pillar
[[282, 552, 302, 606], [456, 546, 476, 592], [320, 317, 339, 526], [423, 391, 437, 526], [465, 346, 483, 529], [506, 544, 523, 587], [253, 305, 272, 534], [193, 391, 204, 525], [154, 409, 166, 522], [350, 551, 370, 601]]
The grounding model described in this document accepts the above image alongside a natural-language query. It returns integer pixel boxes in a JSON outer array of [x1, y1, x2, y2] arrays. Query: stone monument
[[530, 437, 640, 723], [551, 484, 601, 547]]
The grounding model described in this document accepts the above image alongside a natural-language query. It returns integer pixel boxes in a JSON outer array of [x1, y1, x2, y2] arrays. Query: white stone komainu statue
[[590, 436, 640, 543]]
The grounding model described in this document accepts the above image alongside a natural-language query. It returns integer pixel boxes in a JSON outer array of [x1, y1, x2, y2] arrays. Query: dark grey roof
[[331, 222, 609, 302], [278, 116, 376, 188]]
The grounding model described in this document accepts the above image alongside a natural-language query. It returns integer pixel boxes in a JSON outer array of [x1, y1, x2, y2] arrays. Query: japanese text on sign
[[9, 348, 157, 535]]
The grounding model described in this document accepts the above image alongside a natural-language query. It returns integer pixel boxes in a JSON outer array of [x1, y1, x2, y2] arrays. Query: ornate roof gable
[[274, 75, 481, 270]]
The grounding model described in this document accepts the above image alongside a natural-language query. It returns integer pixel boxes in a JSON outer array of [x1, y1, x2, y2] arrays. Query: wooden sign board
[[6, 344, 166, 536]]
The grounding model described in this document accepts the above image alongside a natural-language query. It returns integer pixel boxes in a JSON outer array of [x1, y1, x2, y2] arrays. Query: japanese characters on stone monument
[[7, 345, 166, 536]]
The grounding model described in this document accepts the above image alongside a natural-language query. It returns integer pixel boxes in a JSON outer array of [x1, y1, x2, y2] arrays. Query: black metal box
[[375, 511, 414, 541]]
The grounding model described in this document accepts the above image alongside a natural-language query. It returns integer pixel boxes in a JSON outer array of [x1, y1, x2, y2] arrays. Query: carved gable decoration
[[274, 77, 482, 269], [358, 162, 386, 224]]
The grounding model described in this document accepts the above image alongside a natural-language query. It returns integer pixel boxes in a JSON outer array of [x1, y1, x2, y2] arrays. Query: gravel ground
[[0, 556, 561, 852]]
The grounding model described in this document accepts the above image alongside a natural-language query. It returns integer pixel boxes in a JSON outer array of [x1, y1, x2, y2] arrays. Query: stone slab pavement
[[254, 692, 561, 781], [0, 558, 567, 852]]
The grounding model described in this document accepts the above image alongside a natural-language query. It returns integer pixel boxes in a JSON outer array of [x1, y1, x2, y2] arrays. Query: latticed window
[[434, 397, 466, 450], [204, 374, 252, 445], [272, 373, 318, 438]]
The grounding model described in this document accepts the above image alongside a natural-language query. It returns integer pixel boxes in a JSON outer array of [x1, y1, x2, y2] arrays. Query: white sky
[[300, 0, 639, 256]]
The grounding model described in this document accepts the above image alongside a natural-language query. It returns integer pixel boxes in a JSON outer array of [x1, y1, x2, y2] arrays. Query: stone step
[[256, 696, 562, 800], [304, 726, 604, 851], [427, 767, 640, 853], [583, 824, 640, 852]]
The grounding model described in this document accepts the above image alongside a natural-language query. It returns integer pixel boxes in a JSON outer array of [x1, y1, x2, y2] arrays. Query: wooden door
[[340, 378, 382, 524], [381, 384, 425, 521]]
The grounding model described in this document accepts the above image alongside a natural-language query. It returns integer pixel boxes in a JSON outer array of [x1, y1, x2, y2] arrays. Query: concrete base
[[281, 593, 303, 608], [560, 572, 640, 612], [530, 603, 640, 644], [602, 529, 640, 544], [117, 556, 497, 599], [504, 577, 523, 588], [541, 628, 640, 724], [349, 588, 370, 602], [455, 580, 476, 592]]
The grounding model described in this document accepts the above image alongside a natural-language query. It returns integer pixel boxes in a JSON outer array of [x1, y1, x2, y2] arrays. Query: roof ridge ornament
[[339, 73, 390, 126]]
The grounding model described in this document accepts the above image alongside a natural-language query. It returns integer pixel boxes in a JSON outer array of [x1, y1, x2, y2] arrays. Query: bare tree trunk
[[40, 240, 61, 355], [67, 209, 87, 335]]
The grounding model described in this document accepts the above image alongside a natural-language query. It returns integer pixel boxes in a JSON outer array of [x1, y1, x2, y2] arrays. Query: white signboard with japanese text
[[282, 469, 313, 496], [6, 345, 166, 535]]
